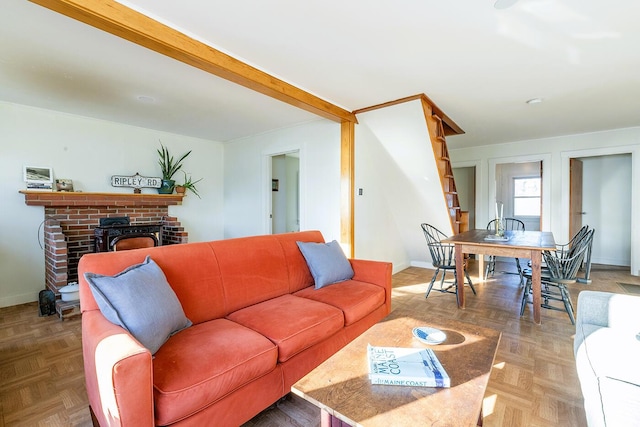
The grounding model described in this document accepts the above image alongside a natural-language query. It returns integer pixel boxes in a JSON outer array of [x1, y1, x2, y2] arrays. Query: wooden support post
[[341, 120, 355, 257]]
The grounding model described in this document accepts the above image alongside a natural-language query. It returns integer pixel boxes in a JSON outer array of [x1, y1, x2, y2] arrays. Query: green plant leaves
[[157, 144, 192, 180]]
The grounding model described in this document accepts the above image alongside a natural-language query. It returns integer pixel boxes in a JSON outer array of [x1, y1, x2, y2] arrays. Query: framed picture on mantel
[[24, 166, 53, 191], [55, 179, 74, 192]]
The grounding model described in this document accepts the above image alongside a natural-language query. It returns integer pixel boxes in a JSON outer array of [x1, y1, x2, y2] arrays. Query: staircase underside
[[355, 94, 468, 235]]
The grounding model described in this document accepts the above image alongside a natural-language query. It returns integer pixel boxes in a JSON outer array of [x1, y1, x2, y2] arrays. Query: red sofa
[[78, 231, 392, 426]]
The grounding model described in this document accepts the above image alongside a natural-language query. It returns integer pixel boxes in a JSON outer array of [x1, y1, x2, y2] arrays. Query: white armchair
[[574, 290, 640, 426]]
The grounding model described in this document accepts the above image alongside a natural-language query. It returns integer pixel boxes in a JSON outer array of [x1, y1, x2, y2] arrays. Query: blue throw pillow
[[297, 240, 354, 289], [84, 256, 191, 354]]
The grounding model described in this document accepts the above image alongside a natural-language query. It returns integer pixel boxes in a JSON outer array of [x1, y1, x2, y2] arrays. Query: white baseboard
[[392, 261, 411, 274], [590, 257, 630, 267], [0, 292, 37, 309], [410, 261, 432, 269]]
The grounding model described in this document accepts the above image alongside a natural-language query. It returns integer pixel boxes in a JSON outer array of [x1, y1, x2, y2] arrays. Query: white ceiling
[[2, 0, 639, 149]]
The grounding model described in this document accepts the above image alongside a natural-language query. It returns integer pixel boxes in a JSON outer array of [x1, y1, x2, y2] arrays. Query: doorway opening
[[270, 151, 300, 234], [452, 166, 476, 230], [570, 153, 631, 267], [495, 161, 542, 231]]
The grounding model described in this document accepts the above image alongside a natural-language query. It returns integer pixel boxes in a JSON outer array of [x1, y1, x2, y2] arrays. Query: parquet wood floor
[[0, 302, 88, 426], [1, 261, 636, 426]]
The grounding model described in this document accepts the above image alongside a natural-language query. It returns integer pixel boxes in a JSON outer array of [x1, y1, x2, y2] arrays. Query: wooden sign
[[111, 173, 162, 190]]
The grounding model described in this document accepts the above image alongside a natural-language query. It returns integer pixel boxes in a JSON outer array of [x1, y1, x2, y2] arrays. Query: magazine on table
[[367, 344, 450, 388]]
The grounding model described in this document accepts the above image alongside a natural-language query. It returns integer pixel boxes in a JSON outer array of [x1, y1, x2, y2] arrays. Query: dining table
[[442, 229, 556, 324]]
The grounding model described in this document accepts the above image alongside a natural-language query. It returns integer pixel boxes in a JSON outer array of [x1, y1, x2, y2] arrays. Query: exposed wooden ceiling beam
[[29, 0, 357, 124]]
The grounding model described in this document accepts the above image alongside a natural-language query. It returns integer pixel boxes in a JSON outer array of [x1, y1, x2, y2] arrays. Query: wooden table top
[[292, 308, 501, 427], [442, 229, 556, 251]]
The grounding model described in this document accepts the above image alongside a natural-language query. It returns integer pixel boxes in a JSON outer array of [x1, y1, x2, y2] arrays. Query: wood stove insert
[[94, 217, 162, 252]]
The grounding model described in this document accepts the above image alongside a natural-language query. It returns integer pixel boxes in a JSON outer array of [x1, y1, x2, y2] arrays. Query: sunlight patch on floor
[[483, 393, 497, 417]]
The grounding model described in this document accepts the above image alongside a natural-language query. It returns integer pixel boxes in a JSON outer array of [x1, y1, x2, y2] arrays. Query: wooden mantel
[[20, 190, 184, 207]]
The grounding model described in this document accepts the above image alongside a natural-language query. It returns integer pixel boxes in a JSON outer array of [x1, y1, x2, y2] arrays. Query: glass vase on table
[[496, 218, 505, 237], [494, 202, 505, 237]]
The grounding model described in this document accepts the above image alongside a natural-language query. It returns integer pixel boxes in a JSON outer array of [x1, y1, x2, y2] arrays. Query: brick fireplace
[[21, 191, 188, 297]]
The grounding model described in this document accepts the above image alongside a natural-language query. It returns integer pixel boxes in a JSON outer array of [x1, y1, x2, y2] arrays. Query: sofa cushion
[[297, 240, 354, 289], [153, 318, 278, 426], [578, 326, 640, 386], [84, 256, 191, 354], [598, 376, 640, 426], [273, 231, 324, 292], [78, 244, 227, 325], [211, 235, 291, 314], [227, 294, 344, 362], [576, 324, 640, 427], [294, 280, 386, 326]]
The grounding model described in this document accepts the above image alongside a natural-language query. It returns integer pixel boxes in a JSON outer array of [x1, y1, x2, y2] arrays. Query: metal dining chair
[[520, 228, 594, 324], [485, 218, 526, 285], [421, 223, 476, 306]]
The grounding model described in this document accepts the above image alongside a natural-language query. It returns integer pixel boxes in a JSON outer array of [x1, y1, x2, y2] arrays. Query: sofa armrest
[[350, 259, 393, 313], [82, 310, 154, 427], [577, 290, 640, 329], [575, 290, 640, 356]]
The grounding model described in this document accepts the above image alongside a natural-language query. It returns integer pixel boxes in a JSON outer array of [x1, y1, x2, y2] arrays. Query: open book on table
[[367, 345, 450, 388]]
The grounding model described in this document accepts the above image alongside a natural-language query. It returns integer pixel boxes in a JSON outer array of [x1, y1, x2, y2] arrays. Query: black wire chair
[[520, 228, 594, 324], [421, 223, 476, 306], [485, 218, 526, 285]]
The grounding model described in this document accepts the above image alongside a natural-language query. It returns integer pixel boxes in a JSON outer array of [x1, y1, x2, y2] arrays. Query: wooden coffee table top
[[292, 308, 501, 427]]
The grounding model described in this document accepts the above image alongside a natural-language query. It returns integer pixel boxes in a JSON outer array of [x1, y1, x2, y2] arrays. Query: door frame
[[562, 146, 637, 274], [569, 158, 583, 240], [263, 146, 304, 234]]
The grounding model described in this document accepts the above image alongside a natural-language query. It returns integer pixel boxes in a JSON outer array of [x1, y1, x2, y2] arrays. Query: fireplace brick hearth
[[21, 191, 188, 297]]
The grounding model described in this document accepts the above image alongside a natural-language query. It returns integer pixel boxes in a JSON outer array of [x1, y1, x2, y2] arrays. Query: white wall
[[0, 101, 224, 307], [223, 120, 342, 241], [5, 102, 639, 308], [581, 154, 631, 266], [355, 100, 452, 272], [450, 126, 640, 275]]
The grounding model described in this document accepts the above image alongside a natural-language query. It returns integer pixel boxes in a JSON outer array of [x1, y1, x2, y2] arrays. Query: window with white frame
[[513, 177, 541, 216]]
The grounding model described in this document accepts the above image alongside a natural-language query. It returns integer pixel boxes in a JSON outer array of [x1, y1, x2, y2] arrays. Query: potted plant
[[157, 143, 192, 194], [175, 171, 202, 198]]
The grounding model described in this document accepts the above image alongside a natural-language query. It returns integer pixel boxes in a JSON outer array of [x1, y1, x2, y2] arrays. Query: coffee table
[[292, 308, 501, 427]]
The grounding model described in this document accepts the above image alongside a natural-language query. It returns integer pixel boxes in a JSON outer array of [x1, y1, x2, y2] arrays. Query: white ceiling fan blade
[[494, 0, 519, 9]]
